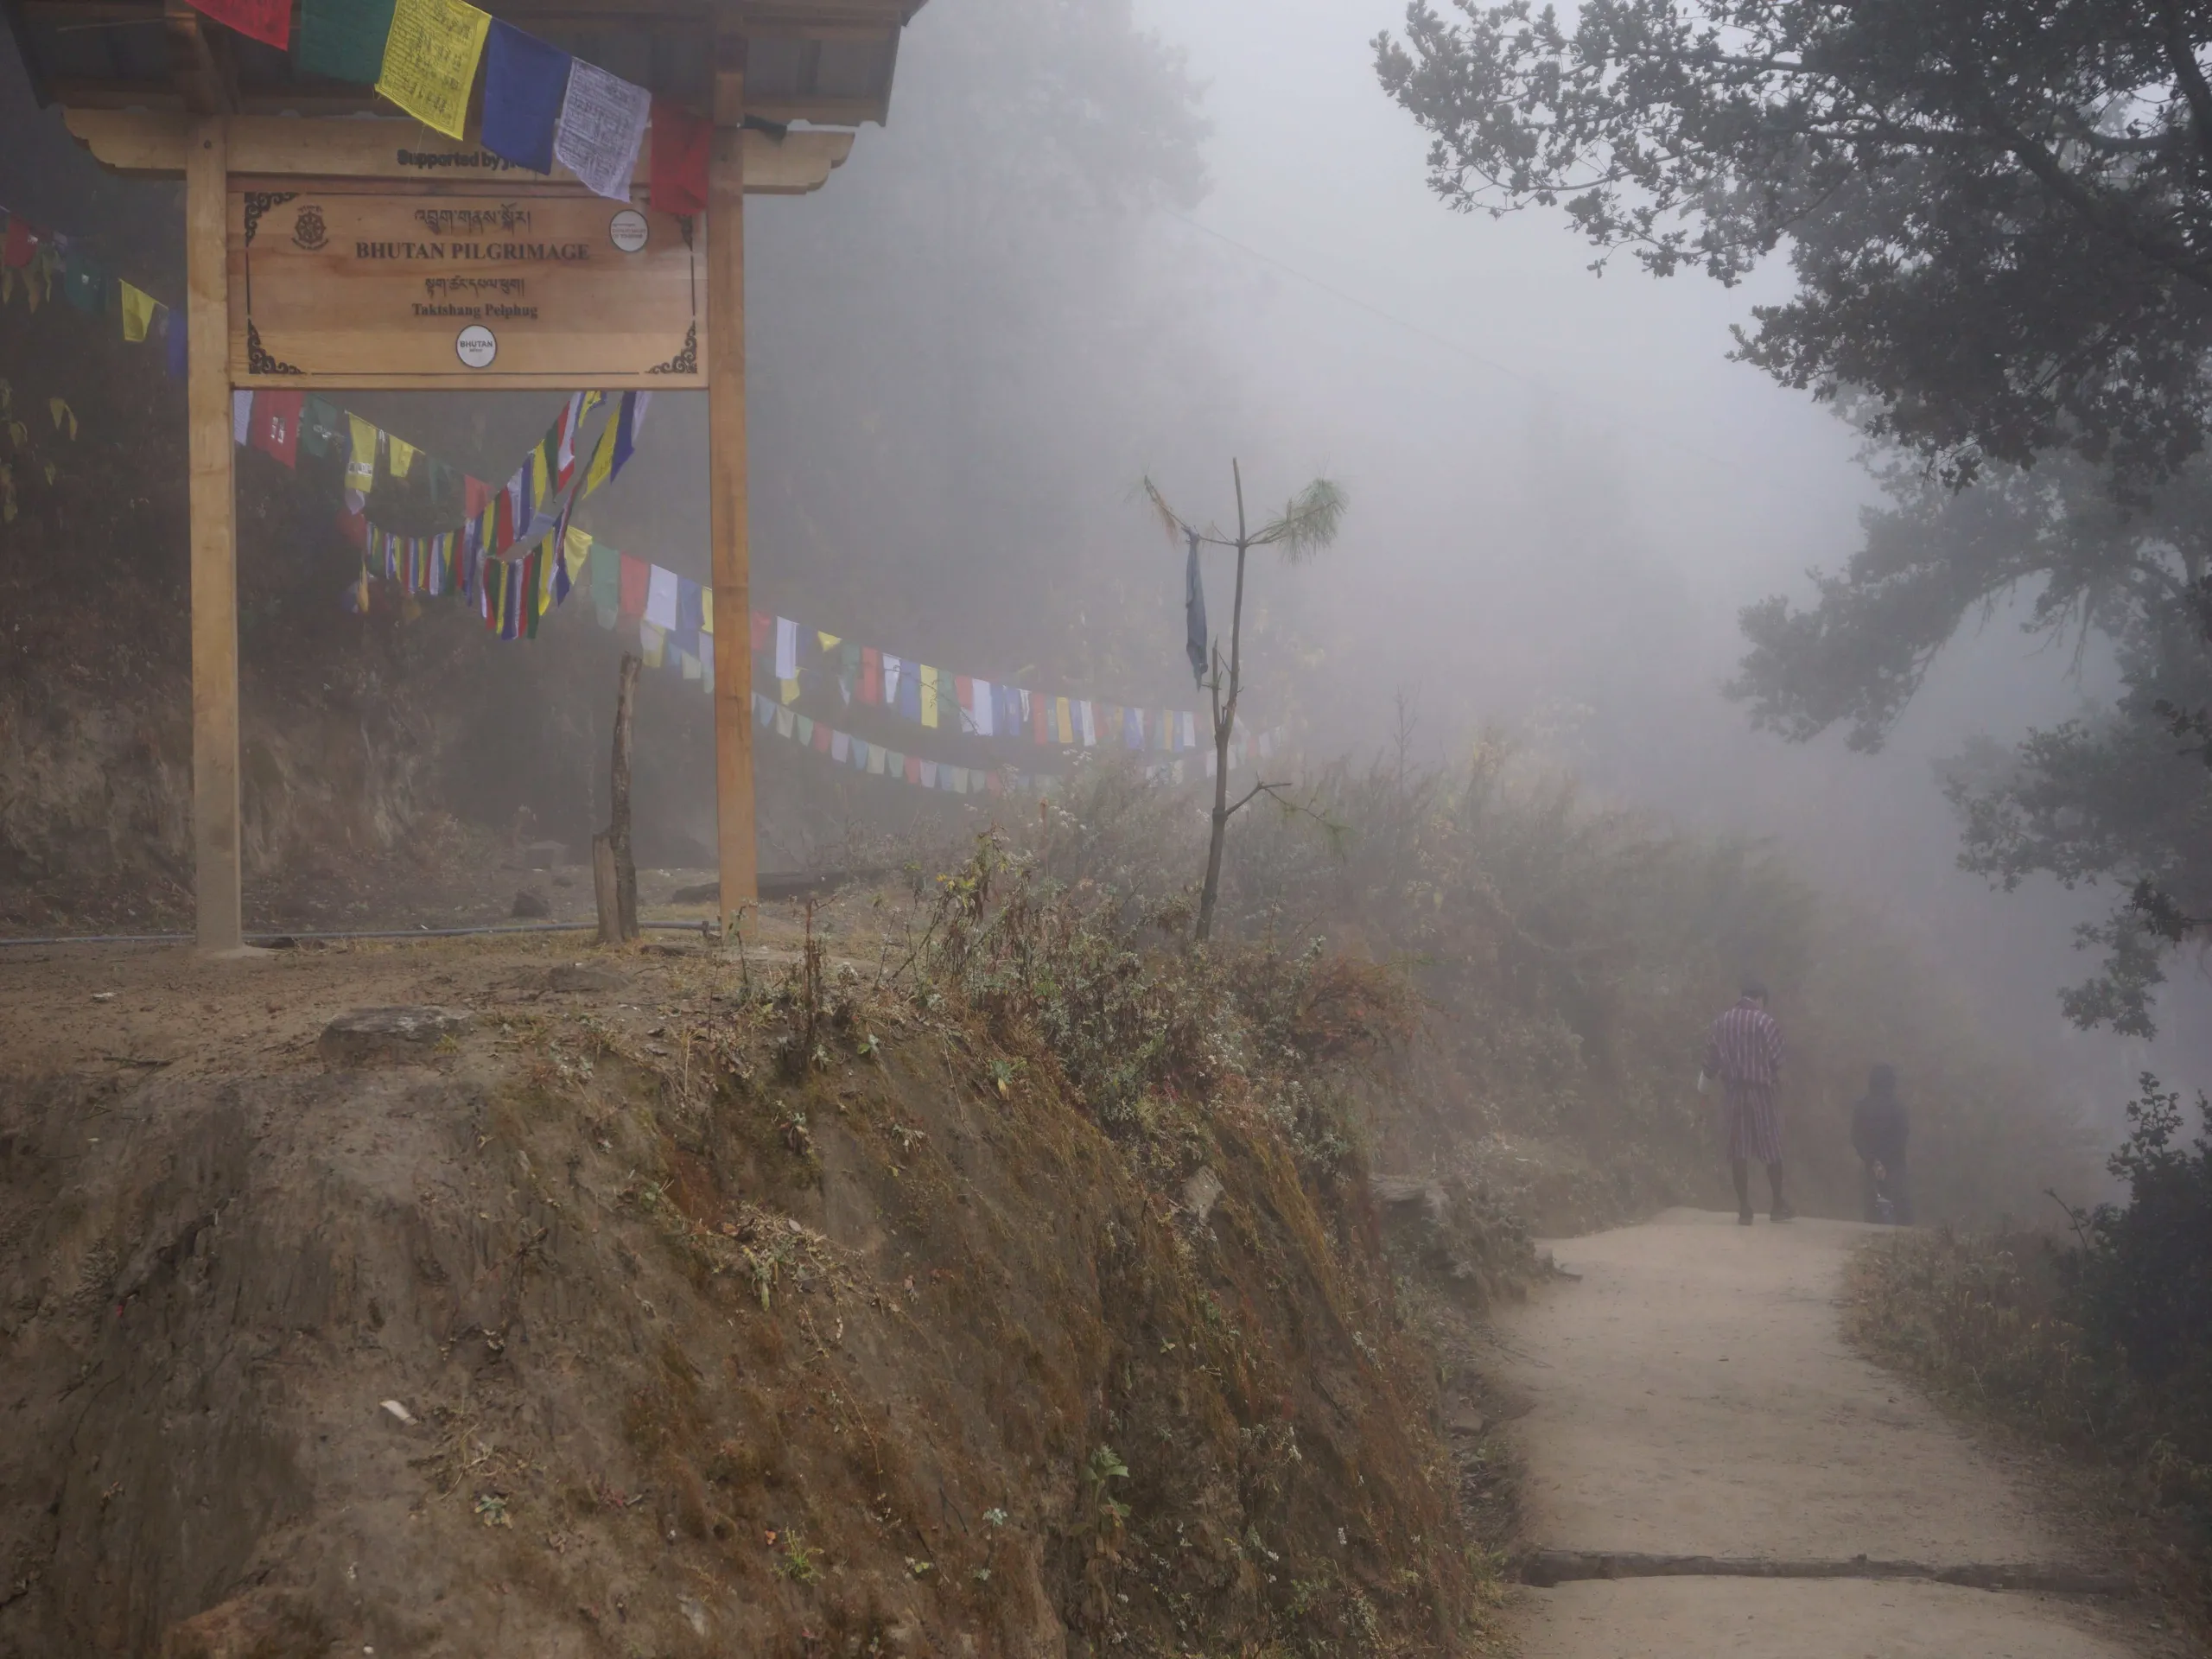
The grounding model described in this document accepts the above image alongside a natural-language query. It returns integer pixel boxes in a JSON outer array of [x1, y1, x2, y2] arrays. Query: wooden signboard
[[228, 180, 705, 388]]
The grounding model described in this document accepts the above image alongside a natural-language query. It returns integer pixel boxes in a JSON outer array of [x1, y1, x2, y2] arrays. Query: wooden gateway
[[3, 0, 928, 950]]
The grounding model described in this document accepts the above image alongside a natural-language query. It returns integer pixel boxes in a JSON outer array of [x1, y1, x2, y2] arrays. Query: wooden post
[[597, 652, 642, 944], [709, 48, 757, 942], [186, 117, 242, 952]]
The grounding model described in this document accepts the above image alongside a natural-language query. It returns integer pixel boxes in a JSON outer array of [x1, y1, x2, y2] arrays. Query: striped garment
[[1706, 997, 1784, 1166]]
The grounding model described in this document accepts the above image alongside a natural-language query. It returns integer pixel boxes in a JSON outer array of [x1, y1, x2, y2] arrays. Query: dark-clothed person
[[1851, 1064, 1911, 1224], [1703, 981, 1793, 1224]]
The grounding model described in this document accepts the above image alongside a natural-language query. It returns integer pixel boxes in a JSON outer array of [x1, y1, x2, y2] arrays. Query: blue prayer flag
[[899, 668, 922, 723], [163, 307, 186, 379], [482, 22, 569, 175]]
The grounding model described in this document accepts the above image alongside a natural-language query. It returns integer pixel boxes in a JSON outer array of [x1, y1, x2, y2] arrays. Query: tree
[[1143, 465, 1346, 943], [1729, 457, 2212, 1036], [1373, 0, 2212, 493]]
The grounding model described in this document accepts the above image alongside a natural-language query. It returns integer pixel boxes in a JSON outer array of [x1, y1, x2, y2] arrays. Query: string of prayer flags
[[376, 0, 492, 141], [751, 694, 1059, 801], [296, 0, 397, 83], [555, 60, 652, 200], [481, 20, 569, 174], [580, 389, 649, 494], [651, 99, 712, 214], [186, 0, 289, 51]]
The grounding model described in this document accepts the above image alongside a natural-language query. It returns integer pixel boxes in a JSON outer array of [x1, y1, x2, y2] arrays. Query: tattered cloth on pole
[[1184, 526, 1208, 685]]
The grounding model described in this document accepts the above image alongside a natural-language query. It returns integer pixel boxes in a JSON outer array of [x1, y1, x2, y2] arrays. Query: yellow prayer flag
[[48, 397, 75, 440], [563, 524, 592, 584], [375, 0, 491, 140], [346, 415, 378, 493], [779, 677, 801, 704], [699, 588, 714, 636], [817, 632, 840, 652], [641, 623, 667, 669], [119, 282, 156, 343], [579, 415, 618, 497], [388, 436, 416, 479], [1056, 696, 1073, 744], [919, 665, 939, 728]]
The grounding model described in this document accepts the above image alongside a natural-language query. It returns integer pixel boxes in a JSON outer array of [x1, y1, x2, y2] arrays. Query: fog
[[4, 0, 2199, 1113]]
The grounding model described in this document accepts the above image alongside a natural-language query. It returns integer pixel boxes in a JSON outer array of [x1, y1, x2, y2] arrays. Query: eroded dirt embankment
[[0, 929, 1490, 1657]]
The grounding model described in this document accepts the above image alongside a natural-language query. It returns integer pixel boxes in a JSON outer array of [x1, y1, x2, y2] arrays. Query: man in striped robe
[[1703, 980, 1793, 1225]]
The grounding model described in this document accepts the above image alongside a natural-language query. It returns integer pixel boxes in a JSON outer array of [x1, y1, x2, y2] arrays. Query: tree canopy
[[1374, 0, 2212, 491], [1730, 461, 2212, 1035]]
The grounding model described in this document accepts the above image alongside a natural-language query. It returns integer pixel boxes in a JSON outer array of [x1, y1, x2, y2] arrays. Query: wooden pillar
[[186, 117, 243, 952], [708, 55, 757, 936]]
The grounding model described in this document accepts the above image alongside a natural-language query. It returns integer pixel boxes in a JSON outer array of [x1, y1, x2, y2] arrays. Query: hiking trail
[[1495, 1208, 2177, 1658]]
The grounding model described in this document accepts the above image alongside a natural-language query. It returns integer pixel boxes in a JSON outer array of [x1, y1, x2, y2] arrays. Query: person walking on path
[[1703, 980, 1793, 1225], [1851, 1063, 1912, 1224]]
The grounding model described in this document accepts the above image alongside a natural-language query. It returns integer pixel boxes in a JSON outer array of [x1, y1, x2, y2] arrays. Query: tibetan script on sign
[[228, 181, 703, 388]]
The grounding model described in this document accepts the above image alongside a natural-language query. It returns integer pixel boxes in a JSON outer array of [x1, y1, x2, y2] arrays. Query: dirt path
[[1497, 1208, 2173, 1658]]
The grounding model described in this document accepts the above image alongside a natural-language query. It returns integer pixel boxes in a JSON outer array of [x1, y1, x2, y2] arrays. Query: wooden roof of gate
[[4, 0, 926, 125]]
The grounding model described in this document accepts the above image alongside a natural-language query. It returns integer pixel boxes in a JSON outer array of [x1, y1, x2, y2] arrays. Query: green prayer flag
[[60, 248, 105, 314], [299, 395, 340, 458], [588, 544, 620, 613], [297, 0, 399, 83]]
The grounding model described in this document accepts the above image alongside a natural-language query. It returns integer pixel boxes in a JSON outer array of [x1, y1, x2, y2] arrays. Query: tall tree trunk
[[594, 652, 642, 944]]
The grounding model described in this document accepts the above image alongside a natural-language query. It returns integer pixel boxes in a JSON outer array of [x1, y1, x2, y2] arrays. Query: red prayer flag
[[861, 645, 881, 704], [650, 99, 711, 216], [1033, 696, 1050, 742], [251, 389, 303, 468], [187, 0, 290, 50], [812, 721, 832, 753], [750, 609, 771, 651], [618, 554, 650, 620], [903, 756, 921, 785], [954, 675, 973, 725], [335, 504, 367, 550], [2, 216, 35, 269]]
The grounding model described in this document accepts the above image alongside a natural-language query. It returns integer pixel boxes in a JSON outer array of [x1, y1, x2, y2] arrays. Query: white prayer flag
[[645, 565, 678, 631], [775, 616, 799, 682], [553, 60, 652, 201], [971, 678, 995, 737]]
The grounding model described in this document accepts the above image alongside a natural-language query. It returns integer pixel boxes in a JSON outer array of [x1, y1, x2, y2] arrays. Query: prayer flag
[[645, 564, 678, 631], [563, 524, 592, 591], [618, 552, 649, 619], [1, 216, 33, 268], [387, 435, 416, 478], [118, 281, 156, 342], [675, 576, 703, 658], [552, 391, 587, 489], [919, 665, 939, 728], [1078, 701, 1096, 747], [861, 646, 881, 704], [580, 390, 643, 496], [639, 620, 665, 667], [681, 650, 701, 682], [188, 0, 289, 50], [232, 391, 252, 446], [481, 20, 568, 173], [555, 60, 651, 201], [700, 588, 714, 637], [899, 666, 921, 724], [817, 631, 840, 653], [751, 610, 771, 651], [1185, 527, 1210, 684], [754, 694, 773, 726], [346, 415, 378, 494], [650, 99, 710, 214], [776, 706, 796, 740], [883, 652, 903, 709], [1056, 697, 1073, 745], [377, 0, 492, 141], [164, 307, 187, 378], [297, 0, 397, 82], [973, 677, 995, 737], [780, 677, 800, 704], [251, 389, 303, 467], [61, 246, 105, 313], [831, 729, 850, 764], [812, 720, 832, 754], [1033, 694, 1050, 743], [918, 760, 937, 789], [868, 746, 887, 776], [587, 544, 619, 616], [774, 616, 798, 682], [1180, 710, 1198, 750], [954, 676, 973, 728]]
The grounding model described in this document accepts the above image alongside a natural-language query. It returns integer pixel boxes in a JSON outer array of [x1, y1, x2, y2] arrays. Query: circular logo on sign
[[609, 209, 649, 253], [290, 204, 327, 251], [455, 325, 498, 369]]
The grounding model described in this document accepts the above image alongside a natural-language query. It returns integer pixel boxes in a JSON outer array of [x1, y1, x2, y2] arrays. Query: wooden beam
[[708, 91, 757, 935], [62, 108, 853, 193], [186, 115, 242, 952]]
